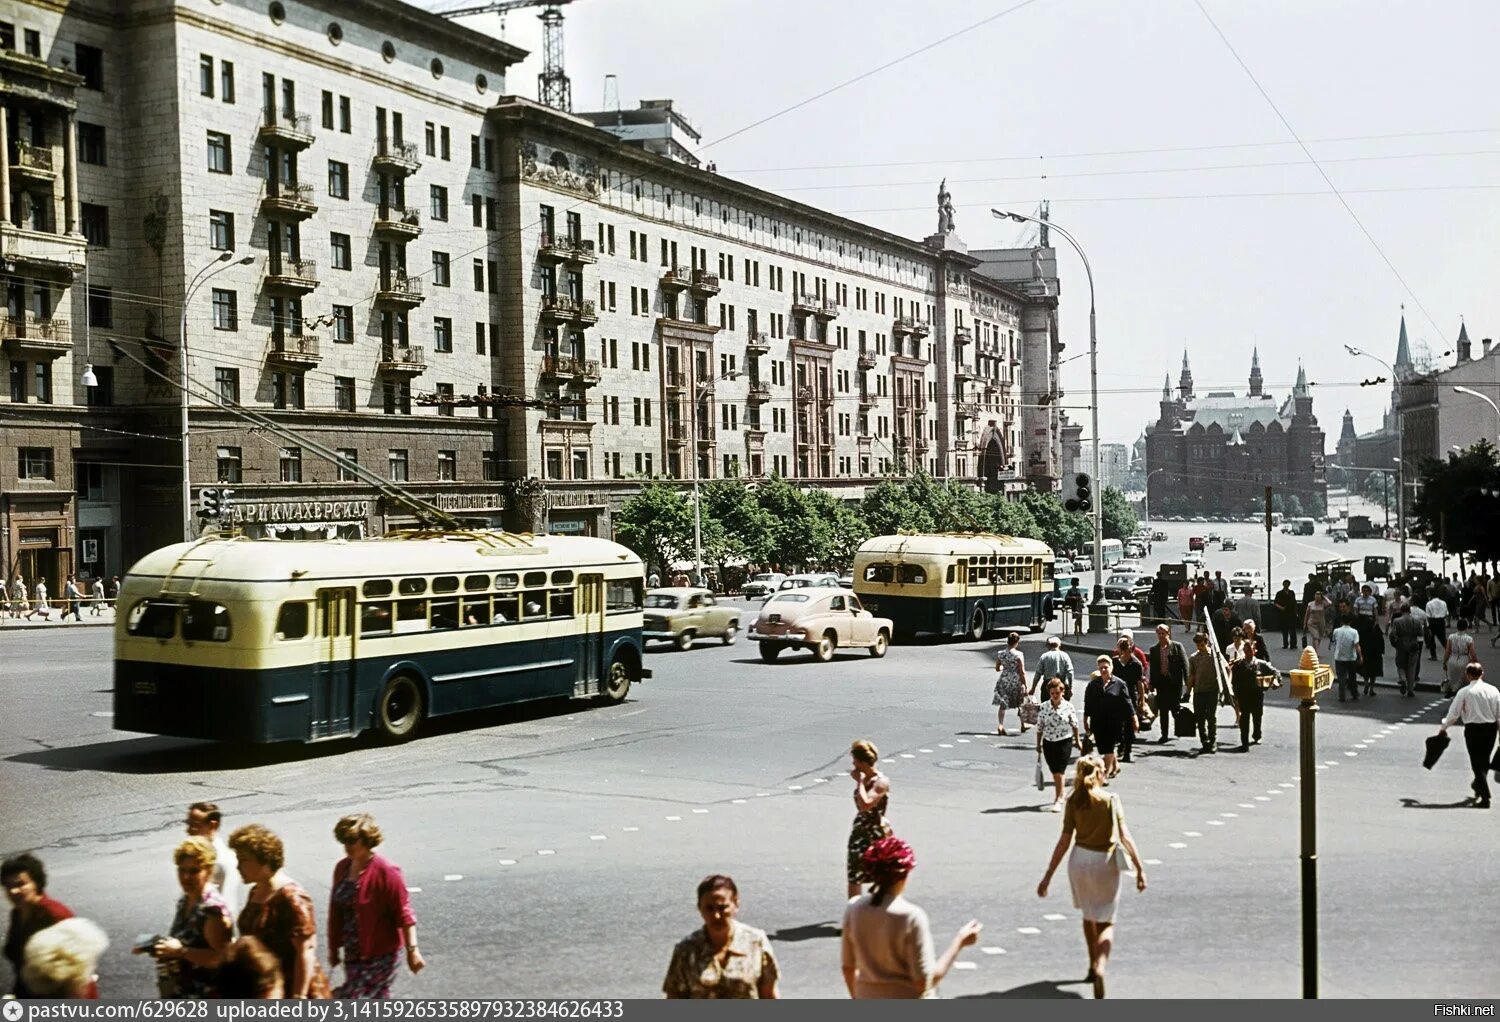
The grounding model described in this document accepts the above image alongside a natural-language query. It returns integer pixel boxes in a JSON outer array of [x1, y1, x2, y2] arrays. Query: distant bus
[[114, 532, 649, 744], [1284, 517, 1316, 536], [852, 533, 1055, 641], [1269, 511, 1284, 529], [1099, 539, 1125, 568]]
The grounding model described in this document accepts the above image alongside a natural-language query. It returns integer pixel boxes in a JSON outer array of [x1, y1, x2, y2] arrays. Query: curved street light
[[1143, 467, 1167, 523], [1344, 344, 1406, 571], [1452, 385, 1500, 437], [993, 208, 1104, 627]]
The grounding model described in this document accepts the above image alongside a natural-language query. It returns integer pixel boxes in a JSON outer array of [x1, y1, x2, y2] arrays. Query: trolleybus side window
[[464, 574, 490, 592], [462, 596, 491, 626], [433, 575, 460, 595], [431, 598, 459, 630], [395, 598, 427, 633], [494, 592, 520, 622], [399, 578, 427, 596], [276, 602, 310, 640], [363, 579, 393, 598], [551, 569, 574, 586], [127, 599, 179, 639], [863, 563, 894, 584], [897, 564, 925, 584], [523, 571, 547, 587], [549, 588, 575, 618], [182, 600, 231, 642], [496, 573, 519, 590], [946, 565, 956, 584], [360, 602, 392, 635], [606, 578, 642, 612]]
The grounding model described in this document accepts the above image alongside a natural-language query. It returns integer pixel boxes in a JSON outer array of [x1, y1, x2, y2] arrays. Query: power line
[[1192, 0, 1445, 339]]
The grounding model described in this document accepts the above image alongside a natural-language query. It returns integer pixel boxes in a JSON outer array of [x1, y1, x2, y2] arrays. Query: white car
[[1182, 550, 1204, 566], [1229, 569, 1264, 596], [1117, 561, 1145, 574], [778, 573, 841, 592], [741, 573, 786, 601], [1054, 559, 1074, 576], [1073, 555, 1094, 571]]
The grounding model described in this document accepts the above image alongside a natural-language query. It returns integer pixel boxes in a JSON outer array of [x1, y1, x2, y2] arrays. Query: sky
[[417, 0, 1498, 447]]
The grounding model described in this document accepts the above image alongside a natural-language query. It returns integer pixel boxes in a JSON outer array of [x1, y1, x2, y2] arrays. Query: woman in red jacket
[[328, 814, 424, 998]]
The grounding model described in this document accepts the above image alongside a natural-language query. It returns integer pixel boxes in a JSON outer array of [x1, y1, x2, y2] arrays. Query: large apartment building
[[0, 0, 1065, 587]]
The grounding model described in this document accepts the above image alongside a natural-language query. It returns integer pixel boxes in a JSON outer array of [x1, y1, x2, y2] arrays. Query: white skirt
[[1068, 845, 1122, 923]]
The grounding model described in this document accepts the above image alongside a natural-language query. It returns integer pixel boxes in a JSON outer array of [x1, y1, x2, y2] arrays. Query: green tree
[[1361, 471, 1395, 514], [861, 476, 936, 536], [699, 479, 775, 571], [1018, 491, 1090, 551], [756, 476, 834, 568], [614, 481, 694, 578], [986, 492, 1042, 538], [1100, 486, 1139, 541], [806, 489, 871, 567], [1411, 440, 1500, 561]]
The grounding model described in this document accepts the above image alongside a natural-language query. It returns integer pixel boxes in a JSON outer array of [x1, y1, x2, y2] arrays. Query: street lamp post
[[1345, 345, 1405, 572], [994, 209, 1105, 631], [1453, 385, 1500, 439], [1143, 467, 1166, 523], [181, 252, 254, 541], [1330, 463, 1396, 534], [690, 372, 739, 587]]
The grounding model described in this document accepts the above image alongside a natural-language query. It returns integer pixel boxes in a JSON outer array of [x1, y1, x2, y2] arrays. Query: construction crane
[[439, 0, 577, 113]]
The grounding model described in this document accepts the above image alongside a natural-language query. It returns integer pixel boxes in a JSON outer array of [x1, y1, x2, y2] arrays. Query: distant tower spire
[[1394, 306, 1412, 378], [1162, 373, 1172, 401], [1293, 362, 1310, 398], [1178, 349, 1194, 401], [1248, 346, 1264, 397]]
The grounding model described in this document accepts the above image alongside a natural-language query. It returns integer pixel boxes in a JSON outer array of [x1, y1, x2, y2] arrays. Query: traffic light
[[1066, 473, 1092, 513], [198, 488, 221, 519], [219, 487, 234, 516]]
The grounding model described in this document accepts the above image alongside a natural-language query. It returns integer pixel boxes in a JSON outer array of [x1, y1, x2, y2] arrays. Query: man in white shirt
[[1425, 591, 1449, 662], [1331, 616, 1363, 703], [1034, 635, 1074, 700], [185, 801, 241, 912], [1438, 663, 1500, 808]]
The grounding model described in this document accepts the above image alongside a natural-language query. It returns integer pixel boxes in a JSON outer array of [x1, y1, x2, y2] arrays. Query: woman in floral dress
[[230, 824, 331, 999], [136, 837, 233, 997], [845, 739, 891, 898], [328, 814, 423, 998], [993, 631, 1029, 735]]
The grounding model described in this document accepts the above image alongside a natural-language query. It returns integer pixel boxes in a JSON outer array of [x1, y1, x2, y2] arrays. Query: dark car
[[1104, 571, 1152, 611]]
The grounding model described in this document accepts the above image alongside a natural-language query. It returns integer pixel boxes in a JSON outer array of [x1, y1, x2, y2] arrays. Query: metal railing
[[260, 108, 314, 142], [376, 206, 421, 229], [378, 344, 426, 368], [270, 332, 321, 359], [12, 141, 54, 174], [0, 312, 70, 345], [542, 355, 601, 381], [266, 181, 316, 206], [269, 257, 318, 282]]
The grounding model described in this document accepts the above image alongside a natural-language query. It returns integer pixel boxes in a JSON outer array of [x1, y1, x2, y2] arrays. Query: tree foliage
[[1411, 440, 1500, 561], [614, 481, 694, 576], [1100, 486, 1139, 541]]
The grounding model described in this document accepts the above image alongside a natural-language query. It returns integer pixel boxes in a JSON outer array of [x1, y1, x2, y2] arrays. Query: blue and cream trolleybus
[[852, 533, 1056, 641], [114, 531, 649, 743]]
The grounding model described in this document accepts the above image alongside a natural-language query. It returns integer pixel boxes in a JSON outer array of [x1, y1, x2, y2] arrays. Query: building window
[[78, 122, 106, 165], [388, 449, 409, 482], [572, 450, 589, 480], [220, 60, 235, 102], [216, 446, 242, 483], [200, 54, 215, 97], [215, 367, 239, 404], [433, 317, 452, 352], [332, 305, 353, 342], [75, 43, 103, 89], [87, 287, 113, 328], [208, 210, 234, 250], [472, 258, 484, 291], [272, 371, 304, 410], [206, 131, 231, 173], [431, 252, 449, 286], [437, 449, 457, 481], [85, 365, 114, 406], [211, 289, 237, 330], [80, 204, 109, 246], [327, 160, 348, 199], [335, 448, 358, 482], [471, 135, 481, 168], [424, 122, 436, 156], [279, 447, 303, 483], [545, 450, 563, 480], [483, 451, 499, 481], [330, 233, 351, 270], [430, 185, 448, 221], [22, 29, 39, 57], [321, 89, 334, 128], [33, 363, 52, 403], [440, 125, 450, 161], [436, 381, 454, 415], [339, 96, 351, 132], [8, 362, 25, 403], [18, 447, 54, 480], [334, 375, 356, 411]]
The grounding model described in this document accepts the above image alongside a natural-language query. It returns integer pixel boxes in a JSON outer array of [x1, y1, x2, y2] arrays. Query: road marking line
[[952, 961, 977, 971], [900, 753, 916, 758], [957, 738, 971, 743], [1220, 812, 1238, 818], [1345, 751, 1359, 757], [788, 785, 804, 791], [498, 860, 516, 866], [1043, 913, 1066, 921], [1168, 842, 1188, 849], [732, 799, 747, 804], [692, 809, 710, 814], [590, 835, 607, 841], [919, 748, 933, 753], [1208, 820, 1225, 826], [980, 946, 1006, 955], [444, 874, 463, 881], [1017, 927, 1042, 935], [665, 816, 682, 821], [756, 793, 770, 797], [1316, 765, 1328, 770], [939, 743, 954, 748], [538, 850, 555, 856], [1266, 790, 1283, 796], [1238, 803, 1256, 809], [814, 778, 829, 784], [1354, 744, 1368, 749], [1279, 783, 1294, 788], [406, 886, 423, 892], [1255, 796, 1271, 801], [1184, 831, 1203, 837], [1143, 859, 1163, 865], [623, 827, 640, 832]]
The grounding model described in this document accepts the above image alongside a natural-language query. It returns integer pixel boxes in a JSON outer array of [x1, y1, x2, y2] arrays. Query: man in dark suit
[[1148, 623, 1189, 743]]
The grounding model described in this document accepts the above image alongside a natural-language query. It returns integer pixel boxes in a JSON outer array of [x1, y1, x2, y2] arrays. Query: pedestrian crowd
[[4, 805, 422, 1002], [2, 576, 118, 623]]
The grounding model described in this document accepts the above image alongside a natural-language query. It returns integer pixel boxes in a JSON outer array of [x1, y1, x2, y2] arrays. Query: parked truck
[[1346, 515, 1377, 539]]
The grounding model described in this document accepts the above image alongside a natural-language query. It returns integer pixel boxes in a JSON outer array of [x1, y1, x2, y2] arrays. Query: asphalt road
[[1, 610, 1494, 999]]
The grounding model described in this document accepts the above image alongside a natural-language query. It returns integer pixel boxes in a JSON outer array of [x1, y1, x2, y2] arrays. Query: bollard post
[[1289, 646, 1331, 1000]]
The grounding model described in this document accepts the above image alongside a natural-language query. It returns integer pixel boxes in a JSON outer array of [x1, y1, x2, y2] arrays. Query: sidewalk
[[0, 609, 116, 630]]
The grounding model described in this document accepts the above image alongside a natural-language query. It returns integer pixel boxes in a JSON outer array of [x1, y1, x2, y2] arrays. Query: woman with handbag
[[1036, 757, 1147, 999], [133, 837, 234, 997], [1035, 679, 1084, 811], [992, 632, 1029, 736], [846, 740, 892, 898]]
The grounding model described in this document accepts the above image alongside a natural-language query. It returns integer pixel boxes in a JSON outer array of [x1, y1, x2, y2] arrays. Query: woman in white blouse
[[1035, 678, 1084, 811]]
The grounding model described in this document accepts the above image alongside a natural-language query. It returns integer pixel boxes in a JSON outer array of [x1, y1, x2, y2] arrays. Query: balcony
[[795, 385, 814, 405], [696, 422, 717, 445], [818, 390, 834, 408], [372, 139, 421, 176], [955, 366, 983, 387], [660, 265, 692, 291], [374, 273, 425, 308], [258, 108, 315, 150], [10, 141, 56, 182], [666, 422, 688, 445], [267, 331, 322, 369], [858, 391, 875, 410], [857, 351, 877, 371], [690, 269, 720, 296], [915, 437, 931, 454], [540, 294, 598, 326], [957, 401, 981, 420], [747, 382, 771, 403], [893, 315, 916, 337], [912, 320, 931, 338], [664, 369, 687, 392], [746, 332, 771, 356], [376, 344, 427, 376], [791, 292, 819, 316], [264, 257, 319, 294], [541, 355, 601, 385], [0, 313, 71, 357], [261, 182, 318, 220], [814, 297, 840, 320], [0, 223, 85, 281], [537, 232, 598, 265], [953, 326, 972, 347], [373, 205, 422, 240]]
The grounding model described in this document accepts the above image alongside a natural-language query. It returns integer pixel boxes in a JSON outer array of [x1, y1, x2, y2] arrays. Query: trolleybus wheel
[[376, 675, 424, 741], [968, 606, 987, 642], [601, 655, 633, 704]]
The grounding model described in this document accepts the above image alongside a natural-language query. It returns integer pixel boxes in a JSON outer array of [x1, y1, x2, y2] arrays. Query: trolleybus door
[[312, 587, 356, 738], [574, 574, 605, 697]]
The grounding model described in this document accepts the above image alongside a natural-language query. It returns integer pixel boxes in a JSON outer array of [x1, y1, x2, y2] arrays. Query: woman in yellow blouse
[[662, 875, 779, 999], [1036, 758, 1147, 998]]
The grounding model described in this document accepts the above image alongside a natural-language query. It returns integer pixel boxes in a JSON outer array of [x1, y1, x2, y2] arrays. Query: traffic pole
[[1299, 693, 1318, 999]]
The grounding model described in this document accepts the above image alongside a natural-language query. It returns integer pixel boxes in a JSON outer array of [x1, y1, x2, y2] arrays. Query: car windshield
[[767, 592, 811, 604], [643, 594, 680, 609], [751, 575, 778, 583], [1107, 575, 1137, 585], [1233, 571, 1255, 578]]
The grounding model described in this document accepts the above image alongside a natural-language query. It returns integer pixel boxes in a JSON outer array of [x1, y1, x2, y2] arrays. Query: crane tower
[[439, 0, 577, 113]]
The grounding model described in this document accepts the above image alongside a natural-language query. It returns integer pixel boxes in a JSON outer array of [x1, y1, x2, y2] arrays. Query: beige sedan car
[[749, 588, 893, 663], [642, 587, 741, 650]]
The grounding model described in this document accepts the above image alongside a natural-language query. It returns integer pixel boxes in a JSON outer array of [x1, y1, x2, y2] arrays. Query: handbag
[[1019, 696, 1041, 727], [1109, 795, 1131, 871], [1034, 753, 1046, 790]]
